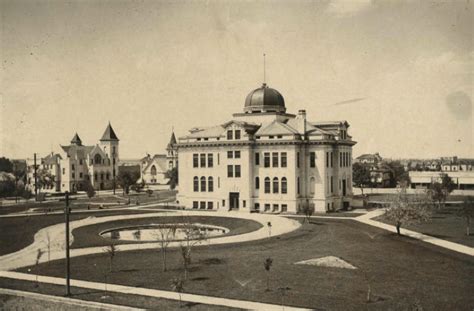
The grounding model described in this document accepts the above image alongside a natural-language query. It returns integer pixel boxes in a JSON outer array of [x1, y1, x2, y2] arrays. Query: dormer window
[[235, 130, 241, 140], [227, 130, 233, 140]]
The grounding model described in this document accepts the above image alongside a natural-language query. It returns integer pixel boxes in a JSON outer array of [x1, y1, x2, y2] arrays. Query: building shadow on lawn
[[199, 258, 226, 265]]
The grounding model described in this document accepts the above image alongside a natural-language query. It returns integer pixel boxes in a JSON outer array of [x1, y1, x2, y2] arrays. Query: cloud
[[325, 0, 372, 17], [331, 97, 366, 106]]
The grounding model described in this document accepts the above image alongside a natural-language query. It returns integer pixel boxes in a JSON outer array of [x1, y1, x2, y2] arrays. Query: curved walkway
[[355, 209, 474, 257], [0, 208, 301, 271]]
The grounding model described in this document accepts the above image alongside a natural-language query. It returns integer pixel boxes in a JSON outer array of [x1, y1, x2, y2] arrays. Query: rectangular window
[[222, 200, 225, 207], [235, 165, 241, 178], [264, 204, 270, 211], [340, 152, 343, 167], [281, 152, 287, 168], [254, 203, 260, 211], [330, 152, 333, 168], [272, 152, 279, 167], [326, 152, 329, 168], [72, 164, 75, 171], [200, 201, 206, 209], [277, 135, 282, 139], [217, 153, 220, 165], [269, 136, 274, 139], [79, 172, 83, 178], [310, 152, 316, 168], [264, 153, 270, 167], [281, 204, 288, 212], [227, 165, 233, 177], [208, 153, 213, 167], [208, 202, 214, 210], [200, 154, 206, 167], [331, 176, 334, 193], [79, 159, 83, 165], [227, 151, 233, 159], [193, 201, 199, 209], [243, 200, 246, 208], [218, 177, 220, 188], [62, 168, 65, 175], [235, 130, 241, 140], [234, 150, 241, 159], [297, 152, 300, 168], [297, 177, 300, 194], [193, 154, 199, 168], [255, 177, 260, 189], [227, 130, 233, 140], [273, 204, 279, 212], [255, 153, 260, 165]]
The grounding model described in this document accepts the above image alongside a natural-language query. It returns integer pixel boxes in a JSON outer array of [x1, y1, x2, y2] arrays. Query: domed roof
[[244, 83, 286, 113]]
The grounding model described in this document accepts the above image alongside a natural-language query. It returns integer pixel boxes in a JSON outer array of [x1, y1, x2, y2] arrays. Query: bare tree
[[179, 218, 208, 279], [104, 243, 117, 272], [385, 188, 431, 235], [263, 257, 273, 291], [170, 277, 185, 307], [154, 224, 177, 272], [457, 196, 474, 236], [427, 173, 456, 209], [300, 202, 314, 223]]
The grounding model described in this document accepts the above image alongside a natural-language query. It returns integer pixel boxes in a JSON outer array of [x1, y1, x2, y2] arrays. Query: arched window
[[94, 154, 102, 165], [310, 177, 315, 194], [281, 177, 287, 194], [200, 176, 206, 192], [193, 177, 199, 192], [208, 177, 214, 192], [255, 177, 260, 190], [273, 177, 279, 193], [151, 165, 157, 176], [264, 177, 271, 193]]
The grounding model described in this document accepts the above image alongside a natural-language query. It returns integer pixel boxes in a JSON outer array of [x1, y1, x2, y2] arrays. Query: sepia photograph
[[0, 0, 473, 310]]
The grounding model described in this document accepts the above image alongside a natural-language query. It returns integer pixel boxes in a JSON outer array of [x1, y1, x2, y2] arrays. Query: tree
[[104, 243, 117, 272], [263, 257, 273, 291], [428, 173, 456, 209], [0, 157, 13, 173], [353, 163, 371, 195], [179, 219, 208, 279], [300, 202, 314, 223], [84, 179, 96, 202], [385, 189, 431, 235], [385, 161, 410, 188], [170, 277, 185, 307], [0, 177, 15, 198], [457, 196, 474, 236], [154, 224, 177, 272], [36, 168, 55, 194], [166, 167, 179, 190], [117, 170, 140, 196]]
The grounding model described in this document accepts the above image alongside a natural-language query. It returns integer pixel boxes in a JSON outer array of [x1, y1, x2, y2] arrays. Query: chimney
[[298, 110, 307, 140]]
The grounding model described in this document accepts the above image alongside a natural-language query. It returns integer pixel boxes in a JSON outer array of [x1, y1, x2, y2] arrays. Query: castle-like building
[[177, 83, 356, 213], [27, 123, 120, 193]]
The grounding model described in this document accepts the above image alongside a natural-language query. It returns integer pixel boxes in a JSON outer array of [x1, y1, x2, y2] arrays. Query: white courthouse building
[[177, 83, 356, 213]]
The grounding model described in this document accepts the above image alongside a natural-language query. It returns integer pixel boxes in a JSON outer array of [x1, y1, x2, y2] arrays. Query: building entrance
[[229, 192, 239, 210]]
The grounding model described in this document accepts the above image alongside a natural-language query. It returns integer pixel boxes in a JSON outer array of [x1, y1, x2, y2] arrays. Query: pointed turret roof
[[100, 122, 119, 141], [169, 132, 177, 145], [71, 133, 82, 145]]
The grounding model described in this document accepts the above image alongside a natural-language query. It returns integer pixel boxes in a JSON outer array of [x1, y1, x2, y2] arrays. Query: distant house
[[139, 132, 178, 186], [140, 154, 169, 185], [355, 153, 382, 165]]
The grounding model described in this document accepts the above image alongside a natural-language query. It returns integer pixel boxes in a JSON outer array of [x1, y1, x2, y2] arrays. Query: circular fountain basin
[[100, 223, 229, 242]]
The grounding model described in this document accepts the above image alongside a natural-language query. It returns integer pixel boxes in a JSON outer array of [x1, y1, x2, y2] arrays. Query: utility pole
[[59, 191, 75, 296], [34, 153, 38, 201], [64, 191, 71, 296]]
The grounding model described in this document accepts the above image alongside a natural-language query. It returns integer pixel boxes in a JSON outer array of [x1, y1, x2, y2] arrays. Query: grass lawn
[[376, 205, 474, 247], [20, 219, 474, 310], [0, 278, 238, 310], [0, 210, 159, 256], [71, 216, 262, 249]]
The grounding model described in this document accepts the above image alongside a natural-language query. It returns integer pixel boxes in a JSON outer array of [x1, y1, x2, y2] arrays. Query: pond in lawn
[[100, 223, 229, 242]]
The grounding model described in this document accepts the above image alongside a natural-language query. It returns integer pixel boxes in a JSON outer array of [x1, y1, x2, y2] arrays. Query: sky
[[1, 0, 472, 160]]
